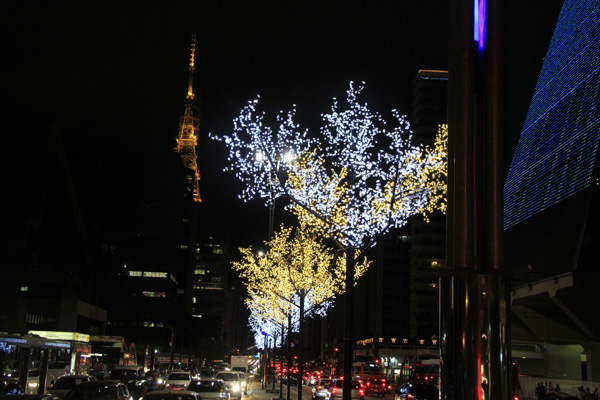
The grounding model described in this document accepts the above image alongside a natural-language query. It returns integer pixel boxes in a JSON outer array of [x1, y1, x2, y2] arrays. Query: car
[[329, 379, 365, 400], [214, 372, 244, 400], [121, 376, 159, 400], [0, 379, 24, 395], [196, 370, 217, 380], [62, 380, 131, 400], [362, 378, 387, 397], [311, 378, 332, 400], [305, 373, 321, 386], [49, 376, 97, 399], [164, 372, 192, 391], [139, 390, 200, 400], [109, 366, 145, 381], [186, 379, 229, 400], [394, 383, 439, 400], [231, 372, 248, 396]]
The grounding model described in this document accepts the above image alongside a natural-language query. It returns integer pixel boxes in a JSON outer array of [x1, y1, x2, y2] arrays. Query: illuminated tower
[[175, 34, 202, 203]]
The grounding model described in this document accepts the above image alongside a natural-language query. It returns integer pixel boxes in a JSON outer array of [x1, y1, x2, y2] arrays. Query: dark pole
[[280, 322, 284, 398], [342, 247, 355, 400], [442, 0, 508, 399], [169, 329, 175, 371], [263, 336, 268, 389], [286, 313, 291, 400], [297, 290, 305, 400], [272, 334, 276, 390]]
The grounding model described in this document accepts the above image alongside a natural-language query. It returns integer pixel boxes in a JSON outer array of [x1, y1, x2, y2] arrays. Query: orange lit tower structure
[[175, 34, 202, 203]]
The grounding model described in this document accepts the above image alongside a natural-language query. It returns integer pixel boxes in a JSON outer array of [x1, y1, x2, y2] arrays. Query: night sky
[[2, 1, 562, 264]]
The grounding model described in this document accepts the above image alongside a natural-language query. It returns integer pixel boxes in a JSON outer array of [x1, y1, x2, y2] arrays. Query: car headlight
[[241, 382, 246, 387], [232, 384, 240, 392]]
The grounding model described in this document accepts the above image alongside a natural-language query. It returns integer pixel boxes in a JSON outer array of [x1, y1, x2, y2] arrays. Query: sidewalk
[[248, 381, 287, 400]]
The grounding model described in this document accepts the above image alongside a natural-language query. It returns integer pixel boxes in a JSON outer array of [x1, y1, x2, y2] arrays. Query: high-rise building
[[408, 70, 448, 340], [504, 0, 600, 383]]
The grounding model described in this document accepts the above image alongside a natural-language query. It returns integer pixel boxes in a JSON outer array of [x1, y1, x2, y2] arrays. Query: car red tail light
[[359, 389, 365, 396], [332, 388, 338, 394], [317, 386, 322, 390]]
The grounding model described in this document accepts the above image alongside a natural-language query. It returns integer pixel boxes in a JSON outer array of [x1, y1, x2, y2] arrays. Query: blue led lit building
[[504, 0, 600, 389], [504, 0, 600, 231]]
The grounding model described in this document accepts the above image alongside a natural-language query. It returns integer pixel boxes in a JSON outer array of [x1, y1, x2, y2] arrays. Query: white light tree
[[211, 81, 447, 400]]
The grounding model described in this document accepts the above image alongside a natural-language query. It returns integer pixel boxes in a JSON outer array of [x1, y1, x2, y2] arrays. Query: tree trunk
[[342, 247, 355, 400]]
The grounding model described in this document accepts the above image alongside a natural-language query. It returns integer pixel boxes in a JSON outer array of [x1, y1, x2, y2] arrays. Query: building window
[[128, 271, 143, 277], [194, 269, 206, 275], [142, 291, 167, 298], [143, 272, 168, 278], [193, 283, 224, 290]]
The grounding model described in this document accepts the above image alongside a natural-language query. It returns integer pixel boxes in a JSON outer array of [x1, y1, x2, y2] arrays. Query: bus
[[1, 333, 72, 394], [351, 361, 382, 380], [399, 357, 440, 388]]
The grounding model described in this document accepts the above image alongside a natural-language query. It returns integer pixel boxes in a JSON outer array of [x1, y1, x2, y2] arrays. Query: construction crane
[[174, 34, 202, 203]]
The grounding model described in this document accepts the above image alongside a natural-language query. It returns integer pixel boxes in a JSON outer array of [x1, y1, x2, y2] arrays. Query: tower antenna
[[175, 34, 202, 203]]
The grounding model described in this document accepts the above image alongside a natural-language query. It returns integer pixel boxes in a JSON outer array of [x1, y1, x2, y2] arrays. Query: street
[[248, 380, 396, 400]]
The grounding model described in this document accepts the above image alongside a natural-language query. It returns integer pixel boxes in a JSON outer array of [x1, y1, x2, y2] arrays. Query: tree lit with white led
[[213, 82, 446, 396], [211, 81, 447, 249]]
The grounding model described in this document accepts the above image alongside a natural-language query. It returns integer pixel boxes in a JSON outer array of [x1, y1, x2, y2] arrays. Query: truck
[[230, 355, 249, 374]]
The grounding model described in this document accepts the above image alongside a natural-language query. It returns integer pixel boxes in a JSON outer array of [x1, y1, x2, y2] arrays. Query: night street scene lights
[[211, 81, 447, 400]]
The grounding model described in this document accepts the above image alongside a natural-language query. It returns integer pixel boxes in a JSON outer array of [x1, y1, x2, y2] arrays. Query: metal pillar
[[442, 0, 509, 398]]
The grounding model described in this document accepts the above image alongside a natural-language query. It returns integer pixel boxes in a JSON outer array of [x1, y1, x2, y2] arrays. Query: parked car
[[214, 372, 244, 400], [311, 378, 332, 400], [329, 379, 365, 400], [139, 390, 201, 400], [363, 378, 387, 397], [0, 379, 23, 395], [164, 372, 191, 391], [187, 379, 229, 400], [62, 380, 131, 400], [394, 383, 438, 400], [49, 376, 96, 399]]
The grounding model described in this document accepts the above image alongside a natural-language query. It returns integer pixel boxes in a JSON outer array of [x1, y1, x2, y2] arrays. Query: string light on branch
[[211, 82, 447, 249]]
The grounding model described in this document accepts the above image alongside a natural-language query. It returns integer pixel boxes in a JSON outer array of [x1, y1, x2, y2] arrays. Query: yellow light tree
[[234, 223, 370, 321], [233, 223, 370, 390]]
